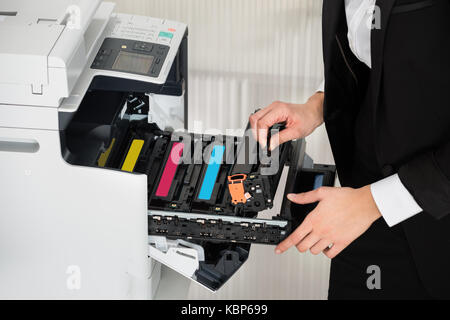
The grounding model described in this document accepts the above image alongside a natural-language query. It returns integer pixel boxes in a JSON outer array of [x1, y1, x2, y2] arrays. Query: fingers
[[269, 128, 299, 151], [287, 187, 331, 205], [310, 239, 332, 255], [275, 191, 324, 254], [295, 233, 321, 253], [249, 101, 288, 149], [323, 243, 345, 259], [256, 110, 289, 149], [249, 106, 274, 142], [250, 104, 275, 123], [275, 219, 313, 254]]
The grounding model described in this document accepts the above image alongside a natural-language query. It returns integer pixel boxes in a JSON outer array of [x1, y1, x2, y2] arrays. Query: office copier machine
[[0, 0, 335, 299]]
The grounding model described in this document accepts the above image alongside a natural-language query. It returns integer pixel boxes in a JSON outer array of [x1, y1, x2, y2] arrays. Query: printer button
[[134, 42, 148, 51], [100, 49, 111, 56], [151, 65, 159, 75]]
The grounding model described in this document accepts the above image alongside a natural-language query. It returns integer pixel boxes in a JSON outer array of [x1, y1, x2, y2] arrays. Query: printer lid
[[0, 0, 101, 83], [0, 0, 100, 27], [0, 0, 108, 107]]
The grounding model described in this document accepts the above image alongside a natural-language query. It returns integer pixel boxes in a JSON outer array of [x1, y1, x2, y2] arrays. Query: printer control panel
[[91, 38, 170, 78]]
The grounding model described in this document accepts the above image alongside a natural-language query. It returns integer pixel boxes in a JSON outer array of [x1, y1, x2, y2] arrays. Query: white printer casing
[[0, 0, 337, 299], [0, 0, 188, 299]]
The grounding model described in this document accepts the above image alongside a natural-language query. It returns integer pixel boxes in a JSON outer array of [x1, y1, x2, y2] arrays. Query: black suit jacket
[[322, 0, 450, 298]]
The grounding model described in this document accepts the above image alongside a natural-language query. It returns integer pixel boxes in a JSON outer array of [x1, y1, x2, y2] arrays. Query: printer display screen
[[112, 51, 154, 74]]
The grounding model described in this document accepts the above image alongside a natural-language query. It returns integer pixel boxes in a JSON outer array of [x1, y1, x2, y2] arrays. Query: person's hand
[[249, 92, 324, 151], [275, 186, 382, 258]]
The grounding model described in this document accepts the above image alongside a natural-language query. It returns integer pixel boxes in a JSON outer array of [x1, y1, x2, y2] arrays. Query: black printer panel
[[91, 37, 170, 78]]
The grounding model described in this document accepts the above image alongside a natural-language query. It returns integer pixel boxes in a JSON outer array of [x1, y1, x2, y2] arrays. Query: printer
[[0, 0, 335, 299]]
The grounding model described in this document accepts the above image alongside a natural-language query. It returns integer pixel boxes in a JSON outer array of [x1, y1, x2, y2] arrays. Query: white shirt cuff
[[316, 80, 325, 92], [370, 174, 423, 227]]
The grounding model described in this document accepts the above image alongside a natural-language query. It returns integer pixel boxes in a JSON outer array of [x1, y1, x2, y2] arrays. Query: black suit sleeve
[[398, 140, 450, 220]]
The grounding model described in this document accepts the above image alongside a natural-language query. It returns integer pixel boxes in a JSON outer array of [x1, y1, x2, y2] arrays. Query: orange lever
[[228, 174, 248, 205]]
